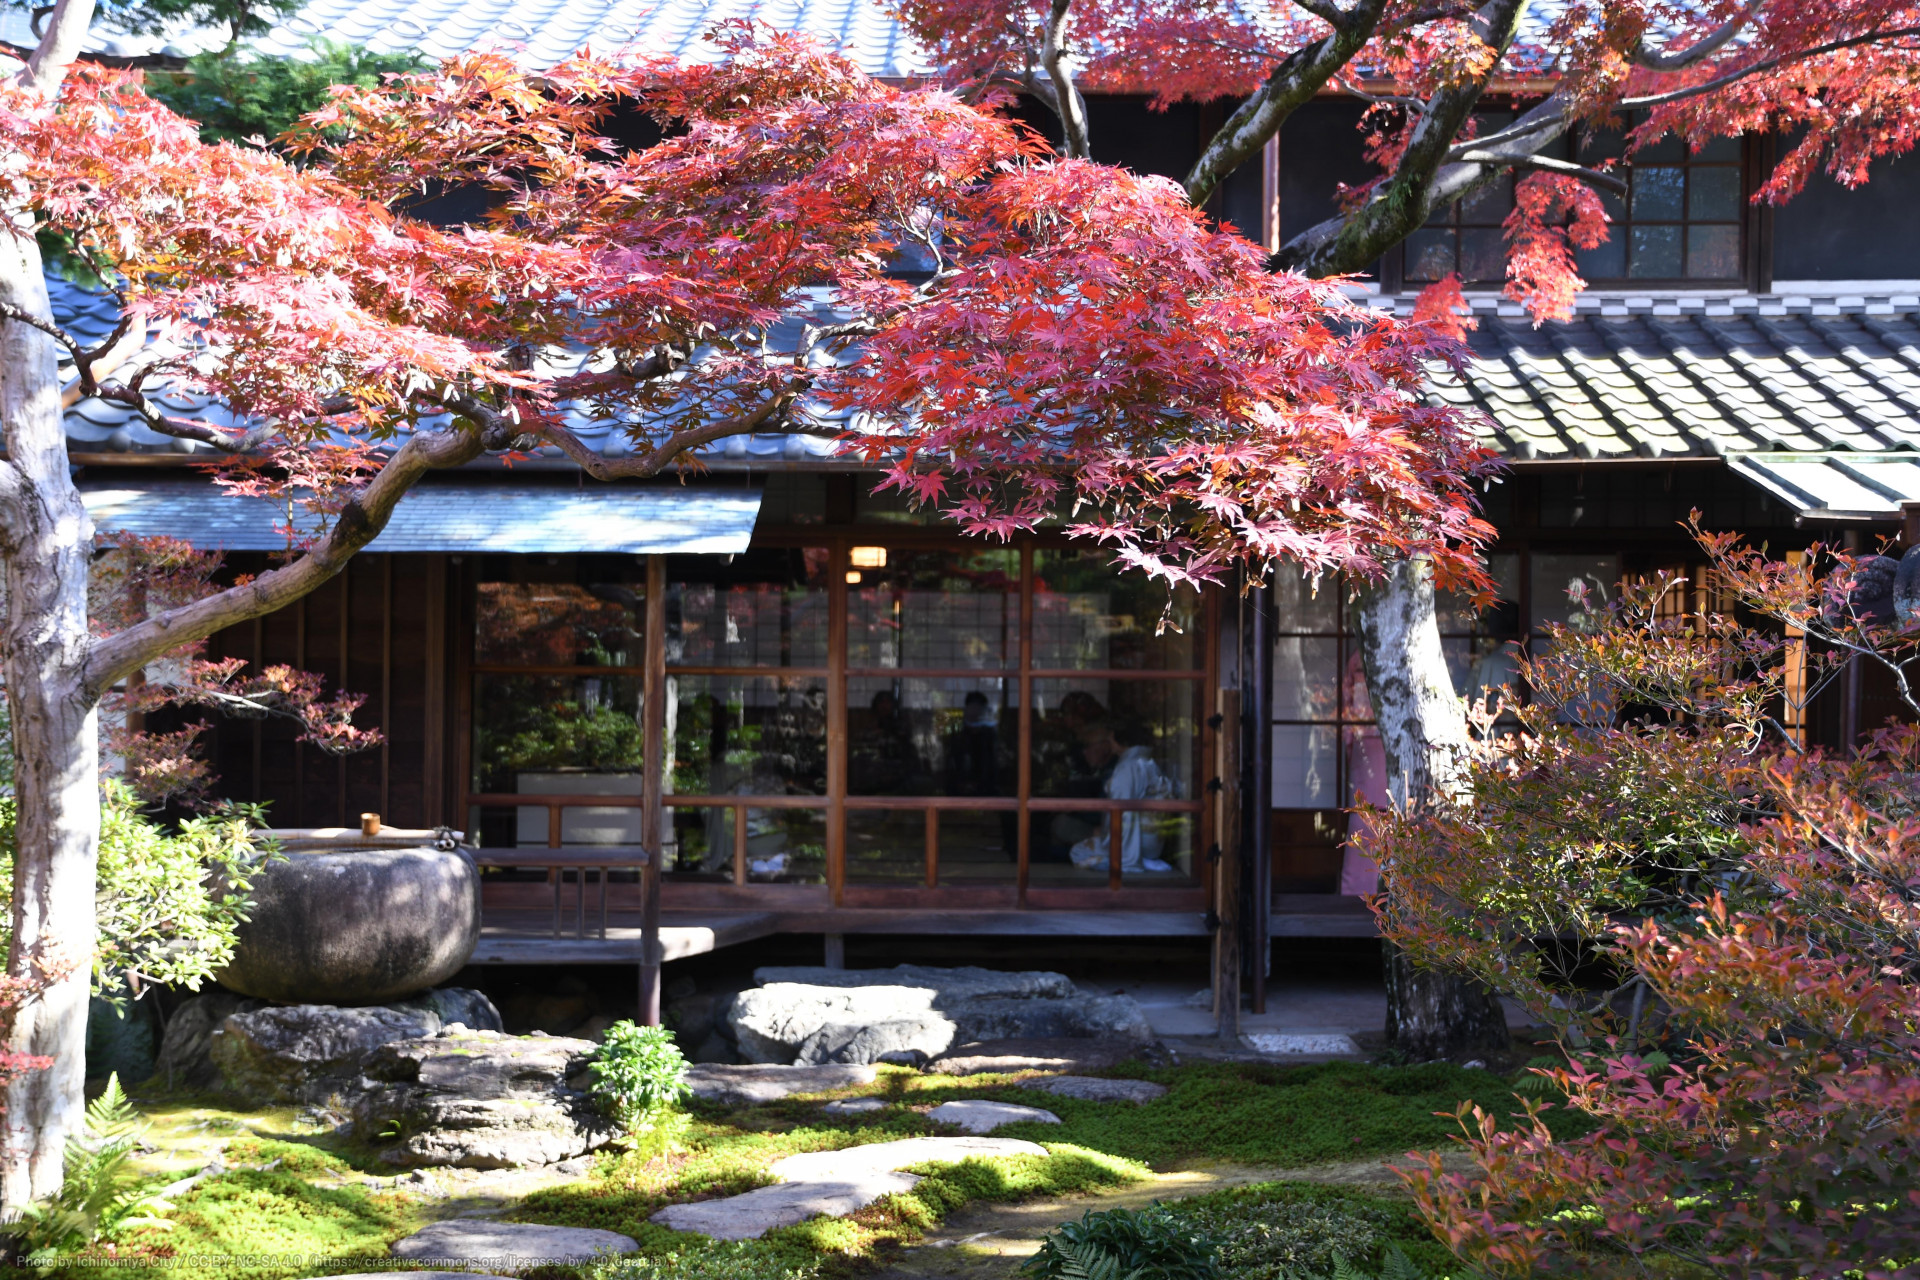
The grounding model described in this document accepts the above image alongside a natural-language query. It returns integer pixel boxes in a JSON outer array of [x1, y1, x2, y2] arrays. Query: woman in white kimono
[[1067, 721, 1177, 874]]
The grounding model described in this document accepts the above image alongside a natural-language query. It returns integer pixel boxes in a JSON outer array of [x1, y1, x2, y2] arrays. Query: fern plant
[[1282, 1245, 1431, 1280], [1025, 1206, 1218, 1280], [5, 1074, 173, 1258]]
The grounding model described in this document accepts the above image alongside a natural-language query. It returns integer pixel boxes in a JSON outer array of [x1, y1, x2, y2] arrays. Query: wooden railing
[[469, 847, 653, 939]]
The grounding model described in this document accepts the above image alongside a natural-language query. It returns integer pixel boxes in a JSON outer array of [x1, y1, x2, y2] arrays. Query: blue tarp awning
[[79, 478, 762, 554]]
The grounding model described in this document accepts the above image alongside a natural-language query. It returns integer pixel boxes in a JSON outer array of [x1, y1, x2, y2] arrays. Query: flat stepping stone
[[822, 1097, 887, 1115], [770, 1134, 1048, 1182], [334, 1275, 517, 1279], [686, 1063, 878, 1105], [1243, 1032, 1360, 1056], [654, 1170, 922, 1240], [653, 1136, 1050, 1241], [928, 1100, 1060, 1133], [390, 1221, 637, 1266], [1019, 1075, 1168, 1104]]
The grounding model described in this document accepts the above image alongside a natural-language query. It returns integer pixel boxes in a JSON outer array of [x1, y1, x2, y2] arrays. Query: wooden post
[[640, 554, 666, 1026], [824, 933, 846, 969], [827, 544, 849, 905], [1213, 689, 1242, 1039], [1249, 577, 1273, 1014], [924, 808, 939, 888]]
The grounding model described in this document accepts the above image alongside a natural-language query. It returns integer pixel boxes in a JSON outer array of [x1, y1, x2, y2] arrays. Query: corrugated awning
[[80, 479, 762, 554], [1728, 452, 1920, 521]]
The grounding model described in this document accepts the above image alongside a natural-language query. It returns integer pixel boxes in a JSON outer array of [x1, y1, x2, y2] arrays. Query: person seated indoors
[[850, 688, 920, 793], [1065, 719, 1176, 875]]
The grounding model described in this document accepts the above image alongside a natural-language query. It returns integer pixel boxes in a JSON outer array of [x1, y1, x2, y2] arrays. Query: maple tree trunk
[[1352, 557, 1509, 1060], [0, 226, 101, 1204]]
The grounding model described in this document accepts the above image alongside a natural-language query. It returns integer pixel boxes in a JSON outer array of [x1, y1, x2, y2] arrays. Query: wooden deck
[[470, 896, 1374, 965]]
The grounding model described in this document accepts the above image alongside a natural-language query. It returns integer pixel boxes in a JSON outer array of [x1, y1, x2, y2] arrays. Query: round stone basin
[[217, 845, 480, 1004]]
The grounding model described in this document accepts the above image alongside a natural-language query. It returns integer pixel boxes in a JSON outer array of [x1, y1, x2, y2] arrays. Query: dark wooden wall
[[201, 554, 452, 829]]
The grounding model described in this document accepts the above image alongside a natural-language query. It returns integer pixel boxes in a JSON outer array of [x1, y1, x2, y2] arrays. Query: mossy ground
[[8, 1060, 1579, 1279]]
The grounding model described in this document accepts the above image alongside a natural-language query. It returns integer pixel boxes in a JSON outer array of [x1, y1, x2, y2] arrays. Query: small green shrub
[[1025, 1205, 1218, 1280], [1157, 1183, 1453, 1280], [591, 1021, 692, 1135], [5, 1075, 173, 1257]]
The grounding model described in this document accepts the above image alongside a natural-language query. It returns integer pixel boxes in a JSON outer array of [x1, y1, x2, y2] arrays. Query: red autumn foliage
[[895, 0, 1920, 319], [90, 534, 380, 808], [8, 23, 1496, 596], [1365, 523, 1920, 1277]]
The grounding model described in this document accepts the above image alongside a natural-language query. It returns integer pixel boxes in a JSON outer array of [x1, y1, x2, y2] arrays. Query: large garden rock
[[353, 1030, 619, 1168], [218, 845, 481, 1005], [720, 967, 1151, 1066], [927, 1100, 1060, 1133], [390, 1220, 636, 1266], [685, 1063, 878, 1105], [202, 988, 502, 1104], [1019, 1075, 1168, 1104], [155, 991, 264, 1091]]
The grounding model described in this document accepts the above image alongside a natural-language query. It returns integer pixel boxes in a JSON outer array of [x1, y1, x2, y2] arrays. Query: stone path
[[1018, 1075, 1167, 1104], [389, 1220, 638, 1267], [928, 1100, 1060, 1133], [653, 1135, 1049, 1241]]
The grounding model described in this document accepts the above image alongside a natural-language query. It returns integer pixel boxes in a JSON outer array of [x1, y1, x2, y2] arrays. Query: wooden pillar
[[823, 933, 845, 969], [1248, 578, 1273, 1014], [1213, 688, 1242, 1039], [640, 554, 666, 1025], [826, 543, 849, 905]]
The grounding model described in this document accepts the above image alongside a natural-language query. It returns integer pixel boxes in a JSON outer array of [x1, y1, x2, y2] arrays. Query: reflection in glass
[[1272, 724, 1335, 808], [1631, 224, 1683, 277], [477, 583, 641, 667], [1032, 551, 1200, 669], [1688, 166, 1742, 220], [847, 549, 1019, 670], [1030, 678, 1193, 875], [1687, 224, 1740, 279], [1530, 554, 1621, 636], [669, 675, 826, 796], [1632, 167, 1685, 220], [1273, 567, 1339, 633], [666, 806, 825, 883], [666, 548, 829, 668], [1406, 230, 1455, 281], [1459, 228, 1506, 282], [847, 677, 1014, 797], [472, 674, 644, 794], [1273, 637, 1338, 720]]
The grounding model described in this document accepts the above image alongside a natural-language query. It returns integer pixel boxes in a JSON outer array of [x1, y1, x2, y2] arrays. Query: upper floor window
[[1401, 112, 1748, 288]]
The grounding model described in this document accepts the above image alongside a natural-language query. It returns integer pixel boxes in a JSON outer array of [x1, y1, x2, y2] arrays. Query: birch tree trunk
[[1352, 557, 1509, 1060], [0, 224, 101, 1204]]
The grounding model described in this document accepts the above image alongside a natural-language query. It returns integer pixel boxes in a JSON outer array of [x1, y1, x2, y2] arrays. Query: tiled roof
[[1395, 289, 1920, 464]]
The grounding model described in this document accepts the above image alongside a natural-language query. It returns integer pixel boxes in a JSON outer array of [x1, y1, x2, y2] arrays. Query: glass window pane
[[1272, 810, 1343, 893], [1459, 173, 1514, 225], [938, 809, 1018, 883], [1032, 551, 1200, 670], [476, 582, 641, 667], [667, 805, 732, 880], [1272, 724, 1335, 808], [1631, 167, 1684, 220], [1575, 237, 1627, 281], [1529, 554, 1621, 636], [1031, 676, 1197, 803], [1630, 224, 1682, 277], [1459, 228, 1505, 282], [1688, 166, 1741, 221], [1696, 135, 1740, 163], [847, 548, 1019, 670], [666, 548, 829, 668], [1345, 727, 1387, 807], [1579, 127, 1625, 163], [1435, 551, 1520, 631], [1636, 132, 1686, 165], [1272, 567, 1339, 634], [847, 676, 1015, 797], [1273, 636, 1338, 720], [472, 674, 643, 794], [1405, 229, 1456, 281], [1687, 224, 1741, 279], [847, 809, 932, 883], [669, 674, 826, 795]]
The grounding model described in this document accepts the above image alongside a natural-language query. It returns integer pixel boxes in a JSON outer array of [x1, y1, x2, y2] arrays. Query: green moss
[[221, 1134, 352, 1178], [898, 1061, 1592, 1169]]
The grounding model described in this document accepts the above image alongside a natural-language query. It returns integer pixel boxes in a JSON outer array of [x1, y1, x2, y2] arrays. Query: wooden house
[[44, 0, 1920, 1014]]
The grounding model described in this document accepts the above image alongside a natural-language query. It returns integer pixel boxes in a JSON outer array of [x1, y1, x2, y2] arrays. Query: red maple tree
[[0, 4, 1491, 1197]]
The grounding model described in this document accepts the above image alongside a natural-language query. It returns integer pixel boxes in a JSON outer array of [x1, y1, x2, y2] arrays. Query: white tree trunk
[[1353, 557, 1508, 1060], [0, 226, 100, 1204]]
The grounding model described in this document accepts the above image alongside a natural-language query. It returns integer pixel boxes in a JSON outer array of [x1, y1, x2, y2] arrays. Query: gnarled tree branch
[[535, 388, 800, 479], [1456, 149, 1627, 194], [83, 422, 484, 696], [1040, 0, 1091, 160], [1633, 0, 1765, 71]]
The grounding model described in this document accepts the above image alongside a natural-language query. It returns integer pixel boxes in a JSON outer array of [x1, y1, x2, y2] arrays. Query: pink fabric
[[1339, 730, 1389, 896]]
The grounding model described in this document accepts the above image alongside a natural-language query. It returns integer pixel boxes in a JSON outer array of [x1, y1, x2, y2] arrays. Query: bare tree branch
[[1184, 0, 1393, 207], [535, 389, 800, 479], [84, 423, 485, 696], [14, 0, 93, 96], [1455, 149, 1628, 193], [1621, 25, 1920, 109], [1041, 0, 1091, 161], [1634, 0, 1766, 71]]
